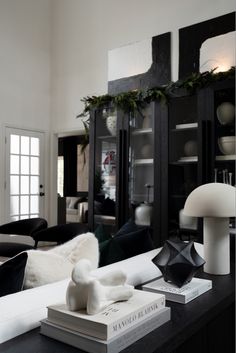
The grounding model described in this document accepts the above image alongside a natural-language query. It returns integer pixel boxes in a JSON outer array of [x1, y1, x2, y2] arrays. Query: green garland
[[77, 66, 235, 120], [77, 66, 235, 156]]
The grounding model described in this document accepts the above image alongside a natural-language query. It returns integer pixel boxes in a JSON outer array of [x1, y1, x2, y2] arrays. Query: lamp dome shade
[[183, 183, 236, 218]]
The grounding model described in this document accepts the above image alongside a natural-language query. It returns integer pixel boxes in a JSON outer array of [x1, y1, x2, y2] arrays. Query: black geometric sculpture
[[152, 239, 205, 287]]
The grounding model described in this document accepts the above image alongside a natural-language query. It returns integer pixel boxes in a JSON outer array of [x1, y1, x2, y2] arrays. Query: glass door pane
[[128, 105, 154, 226], [168, 94, 199, 239], [93, 108, 117, 232], [5, 128, 45, 222], [213, 83, 235, 230]]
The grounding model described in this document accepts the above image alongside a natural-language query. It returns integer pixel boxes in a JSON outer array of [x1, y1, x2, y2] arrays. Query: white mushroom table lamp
[[183, 183, 235, 275]]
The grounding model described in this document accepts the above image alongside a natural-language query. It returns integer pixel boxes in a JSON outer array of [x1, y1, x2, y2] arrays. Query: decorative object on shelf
[[214, 168, 218, 182], [103, 151, 116, 174], [105, 111, 117, 136], [179, 208, 197, 230], [66, 259, 133, 315], [135, 203, 153, 226], [229, 172, 233, 186], [218, 136, 236, 155], [183, 140, 197, 157], [222, 169, 229, 184], [142, 115, 151, 129], [140, 144, 152, 158], [216, 102, 235, 125], [135, 184, 153, 226], [183, 183, 236, 275], [152, 239, 205, 287]]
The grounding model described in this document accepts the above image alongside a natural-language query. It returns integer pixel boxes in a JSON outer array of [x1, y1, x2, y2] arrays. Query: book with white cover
[[47, 289, 165, 340], [142, 277, 212, 304], [41, 307, 171, 353]]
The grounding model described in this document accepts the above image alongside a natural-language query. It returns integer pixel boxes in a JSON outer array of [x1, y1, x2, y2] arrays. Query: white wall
[[0, 0, 234, 225], [0, 0, 51, 223], [49, 0, 235, 224], [51, 0, 235, 133]]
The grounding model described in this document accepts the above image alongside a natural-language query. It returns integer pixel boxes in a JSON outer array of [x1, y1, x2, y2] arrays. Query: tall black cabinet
[[89, 78, 235, 247], [88, 102, 166, 247], [161, 78, 235, 243]]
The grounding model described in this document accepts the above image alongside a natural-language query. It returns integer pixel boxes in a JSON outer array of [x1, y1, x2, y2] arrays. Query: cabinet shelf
[[94, 215, 116, 225], [98, 135, 116, 139], [170, 156, 198, 165], [215, 155, 236, 161], [133, 158, 154, 165], [132, 128, 153, 135], [172, 122, 198, 132]]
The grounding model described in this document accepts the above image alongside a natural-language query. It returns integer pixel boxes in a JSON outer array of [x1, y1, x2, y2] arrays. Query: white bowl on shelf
[[218, 136, 236, 155]]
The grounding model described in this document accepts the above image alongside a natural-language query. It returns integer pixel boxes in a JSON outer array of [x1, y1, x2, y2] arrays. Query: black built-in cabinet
[[161, 78, 235, 243], [89, 78, 235, 246], [88, 103, 166, 247]]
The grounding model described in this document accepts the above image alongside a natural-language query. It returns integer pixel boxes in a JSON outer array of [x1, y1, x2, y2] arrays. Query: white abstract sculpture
[[66, 259, 134, 314], [183, 183, 236, 275]]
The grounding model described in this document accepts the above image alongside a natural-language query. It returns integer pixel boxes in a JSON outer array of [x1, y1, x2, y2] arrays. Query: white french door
[[5, 127, 45, 222]]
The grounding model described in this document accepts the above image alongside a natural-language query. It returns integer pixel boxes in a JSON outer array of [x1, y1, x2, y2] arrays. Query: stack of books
[[142, 277, 212, 304], [41, 289, 171, 353]]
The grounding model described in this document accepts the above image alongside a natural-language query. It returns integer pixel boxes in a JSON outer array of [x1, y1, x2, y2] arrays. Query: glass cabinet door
[[212, 83, 235, 185], [210, 81, 235, 231], [128, 104, 154, 227], [92, 108, 117, 233], [167, 94, 200, 240]]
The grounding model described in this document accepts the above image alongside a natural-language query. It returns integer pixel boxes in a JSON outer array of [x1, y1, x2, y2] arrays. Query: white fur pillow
[[49, 232, 99, 269], [24, 233, 99, 289], [23, 251, 73, 289]]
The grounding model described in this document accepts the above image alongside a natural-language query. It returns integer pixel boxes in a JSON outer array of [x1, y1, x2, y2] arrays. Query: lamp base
[[203, 217, 230, 275]]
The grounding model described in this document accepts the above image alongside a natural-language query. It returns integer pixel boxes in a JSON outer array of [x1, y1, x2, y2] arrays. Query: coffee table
[[1, 268, 235, 353]]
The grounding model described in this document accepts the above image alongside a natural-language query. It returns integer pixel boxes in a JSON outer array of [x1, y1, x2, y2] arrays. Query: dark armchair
[[0, 218, 48, 257], [32, 222, 89, 248]]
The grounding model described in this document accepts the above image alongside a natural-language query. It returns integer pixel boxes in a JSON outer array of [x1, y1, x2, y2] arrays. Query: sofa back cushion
[[114, 228, 154, 259], [0, 252, 28, 297], [95, 223, 154, 267]]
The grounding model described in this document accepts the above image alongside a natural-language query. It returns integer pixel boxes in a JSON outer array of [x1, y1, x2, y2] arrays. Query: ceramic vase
[[135, 203, 152, 226], [142, 115, 151, 129], [216, 102, 235, 125], [184, 140, 197, 157], [140, 144, 152, 158], [106, 114, 117, 136]]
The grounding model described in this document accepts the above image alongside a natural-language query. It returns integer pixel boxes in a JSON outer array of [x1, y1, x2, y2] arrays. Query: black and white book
[[41, 307, 171, 353], [142, 277, 212, 304], [47, 289, 165, 340]]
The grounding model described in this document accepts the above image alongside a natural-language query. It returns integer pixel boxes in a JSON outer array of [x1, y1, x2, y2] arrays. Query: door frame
[[4, 125, 47, 223], [50, 129, 85, 226]]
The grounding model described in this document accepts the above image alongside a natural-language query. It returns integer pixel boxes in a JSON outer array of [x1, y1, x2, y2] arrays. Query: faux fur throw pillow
[[48, 233, 99, 269], [24, 233, 99, 289]]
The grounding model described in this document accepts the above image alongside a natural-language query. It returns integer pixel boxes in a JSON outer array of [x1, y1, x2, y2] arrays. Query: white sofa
[[0, 243, 204, 344], [66, 197, 88, 223]]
